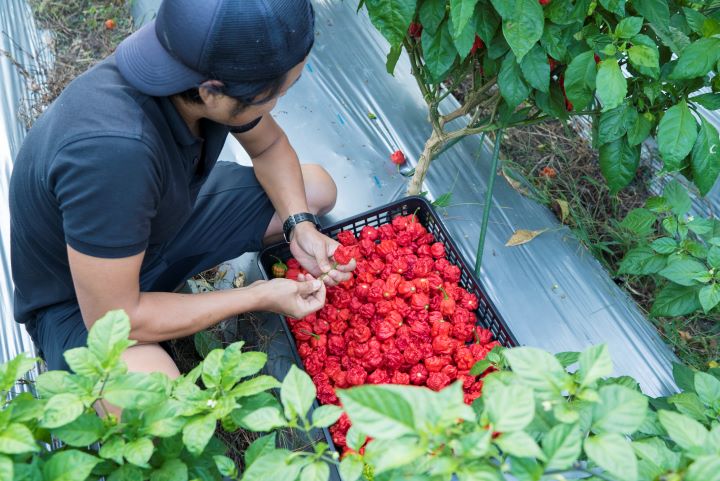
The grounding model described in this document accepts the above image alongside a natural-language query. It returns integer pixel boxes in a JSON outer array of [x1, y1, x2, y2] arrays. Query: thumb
[[315, 249, 333, 273], [297, 278, 322, 296]]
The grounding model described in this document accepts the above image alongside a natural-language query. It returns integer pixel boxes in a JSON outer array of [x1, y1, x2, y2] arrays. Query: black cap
[[116, 0, 315, 96]]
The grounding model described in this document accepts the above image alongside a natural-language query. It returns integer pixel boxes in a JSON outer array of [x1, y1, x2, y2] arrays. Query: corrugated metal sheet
[[1, 0, 46, 366], [2, 0, 685, 398]]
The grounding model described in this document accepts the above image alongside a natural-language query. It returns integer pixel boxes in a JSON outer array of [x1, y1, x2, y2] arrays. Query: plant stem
[[406, 130, 445, 196], [475, 129, 504, 275]]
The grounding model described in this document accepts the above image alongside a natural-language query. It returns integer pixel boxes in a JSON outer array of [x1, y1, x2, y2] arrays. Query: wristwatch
[[283, 212, 321, 243]]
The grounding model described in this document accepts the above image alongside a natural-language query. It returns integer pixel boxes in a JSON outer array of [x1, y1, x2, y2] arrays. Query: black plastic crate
[[257, 196, 519, 476]]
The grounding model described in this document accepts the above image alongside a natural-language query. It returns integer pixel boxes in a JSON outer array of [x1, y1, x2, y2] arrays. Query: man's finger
[[297, 278, 322, 296], [335, 259, 357, 272]]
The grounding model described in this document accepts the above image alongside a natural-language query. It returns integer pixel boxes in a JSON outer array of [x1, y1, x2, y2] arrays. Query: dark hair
[[174, 72, 290, 114]]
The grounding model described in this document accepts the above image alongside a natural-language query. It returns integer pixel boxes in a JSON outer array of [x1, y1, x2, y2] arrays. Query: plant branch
[[440, 77, 497, 128]]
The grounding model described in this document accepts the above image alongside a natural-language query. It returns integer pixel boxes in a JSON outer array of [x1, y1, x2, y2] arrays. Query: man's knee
[[302, 164, 337, 216], [121, 343, 181, 379]]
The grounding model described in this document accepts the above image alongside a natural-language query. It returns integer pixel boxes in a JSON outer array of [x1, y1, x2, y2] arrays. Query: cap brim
[[115, 21, 205, 96]]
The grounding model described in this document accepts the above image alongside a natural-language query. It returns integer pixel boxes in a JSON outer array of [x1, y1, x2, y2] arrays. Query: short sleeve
[[48, 136, 161, 258]]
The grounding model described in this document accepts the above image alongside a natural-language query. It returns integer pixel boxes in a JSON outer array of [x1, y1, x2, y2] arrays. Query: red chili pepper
[[390, 150, 406, 165], [470, 35, 484, 55], [408, 22, 423, 40], [334, 244, 356, 265], [337, 230, 358, 246]]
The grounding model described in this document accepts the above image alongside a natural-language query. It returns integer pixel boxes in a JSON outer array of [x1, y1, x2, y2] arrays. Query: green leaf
[[627, 112, 654, 146], [213, 455, 237, 478], [182, 414, 217, 456], [242, 449, 302, 481], [651, 237, 678, 255], [470, 359, 493, 376], [628, 45, 659, 69], [632, 0, 669, 29], [300, 462, 330, 481], [221, 344, 266, 388], [658, 258, 708, 286], [245, 433, 276, 468], [670, 38, 720, 79], [364, 0, 415, 46], [312, 404, 344, 428], [0, 455, 11, 481], [504, 347, 568, 397], [99, 436, 125, 464], [542, 423, 583, 470], [599, 136, 640, 194], [0, 353, 37, 393], [150, 459, 189, 481], [490, 0, 544, 61], [520, 44, 550, 93], [695, 372, 720, 406], [686, 456, 720, 481], [419, 0, 446, 35], [556, 351, 580, 368], [449, 12, 477, 59], [124, 437, 154, 467], [592, 385, 649, 434], [663, 180, 692, 216], [364, 437, 424, 473], [422, 21, 457, 82], [699, 283, 720, 313], [345, 425, 367, 452], [485, 383, 535, 431], [669, 392, 710, 422], [600, 0, 626, 16], [0, 423, 38, 454], [690, 93, 720, 111], [672, 362, 696, 392], [43, 450, 101, 481], [193, 331, 221, 359], [281, 365, 316, 420], [36, 370, 91, 398], [620, 208, 656, 237], [657, 100, 698, 171], [104, 372, 167, 409], [495, 431, 545, 460], [708, 246, 720, 269], [578, 344, 613, 387], [450, 0, 480, 39], [564, 50, 597, 110], [618, 246, 667, 275], [660, 409, 710, 449], [498, 52, 530, 109], [691, 117, 720, 196], [475, 0, 499, 45], [338, 386, 421, 439], [53, 412, 104, 447], [598, 105, 630, 146], [385, 40, 402, 75], [87, 310, 133, 368], [63, 347, 103, 378], [651, 283, 702, 317], [596, 59, 627, 111], [42, 393, 84, 428], [339, 456, 364, 481], [141, 400, 186, 437], [230, 375, 281, 399], [633, 438, 681, 474], [584, 433, 638, 481], [616, 17, 643, 39], [107, 464, 143, 481], [241, 407, 288, 432]]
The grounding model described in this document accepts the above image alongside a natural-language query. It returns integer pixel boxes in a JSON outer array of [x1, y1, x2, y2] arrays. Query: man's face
[[206, 59, 307, 127]]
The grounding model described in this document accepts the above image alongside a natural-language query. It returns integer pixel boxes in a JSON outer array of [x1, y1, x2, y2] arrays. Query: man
[[9, 0, 354, 379]]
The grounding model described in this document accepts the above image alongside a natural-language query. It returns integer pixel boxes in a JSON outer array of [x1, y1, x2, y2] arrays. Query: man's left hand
[[289, 222, 356, 286]]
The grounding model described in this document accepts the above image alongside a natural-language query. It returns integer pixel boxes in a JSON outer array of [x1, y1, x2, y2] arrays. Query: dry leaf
[[678, 330, 692, 342], [505, 229, 547, 247], [555, 199, 569, 223], [233, 272, 246, 288], [500, 167, 529, 196]]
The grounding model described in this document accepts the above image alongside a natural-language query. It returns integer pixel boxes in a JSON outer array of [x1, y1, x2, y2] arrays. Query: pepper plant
[[2, 311, 720, 481], [618, 178, 720, 317], [358, 0, 720, 269], [360, 0, 720, 196]]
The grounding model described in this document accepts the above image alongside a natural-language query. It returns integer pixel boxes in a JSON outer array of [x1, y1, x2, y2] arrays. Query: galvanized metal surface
[[1, 0, 687, 398], [0, 0, 46, 366]]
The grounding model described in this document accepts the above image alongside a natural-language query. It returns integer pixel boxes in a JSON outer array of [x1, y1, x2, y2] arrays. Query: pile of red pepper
[[282, 212, 500, 451]]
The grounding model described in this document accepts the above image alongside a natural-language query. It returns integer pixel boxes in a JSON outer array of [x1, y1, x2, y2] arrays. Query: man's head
[[116, 0, 315, 106]]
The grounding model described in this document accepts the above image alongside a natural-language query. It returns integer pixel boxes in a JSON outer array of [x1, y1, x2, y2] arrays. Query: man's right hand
[[252, 273, 326, 319]]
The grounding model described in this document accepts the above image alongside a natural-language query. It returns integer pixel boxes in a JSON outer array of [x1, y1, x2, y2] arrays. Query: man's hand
[[289, 222, 356, 286], [252, 273, 327, 318]]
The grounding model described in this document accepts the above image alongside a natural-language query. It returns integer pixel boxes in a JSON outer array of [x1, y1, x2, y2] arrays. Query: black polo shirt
[[9, 56, 236, 324]]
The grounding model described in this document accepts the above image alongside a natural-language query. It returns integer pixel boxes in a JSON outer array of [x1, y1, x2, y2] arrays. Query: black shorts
[[25, 161, 276, 371]]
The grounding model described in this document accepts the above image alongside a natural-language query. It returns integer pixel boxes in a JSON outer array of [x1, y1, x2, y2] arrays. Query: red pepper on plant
[[270, 255, 288, 278]]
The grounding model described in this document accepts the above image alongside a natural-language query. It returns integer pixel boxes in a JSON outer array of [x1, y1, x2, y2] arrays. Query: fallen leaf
[[678, 330, 692, 342], [505, 229, 547, 247], [233, 272, 246, 288], [500, 166, 529, 196], [554, 199, 569, 223]]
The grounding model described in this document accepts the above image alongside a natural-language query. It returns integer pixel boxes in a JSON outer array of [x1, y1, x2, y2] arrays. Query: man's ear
[[197, 80, 225, 107]]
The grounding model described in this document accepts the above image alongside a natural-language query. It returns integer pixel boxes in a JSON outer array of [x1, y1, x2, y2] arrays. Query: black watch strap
[[283, 212, 321, 242]]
